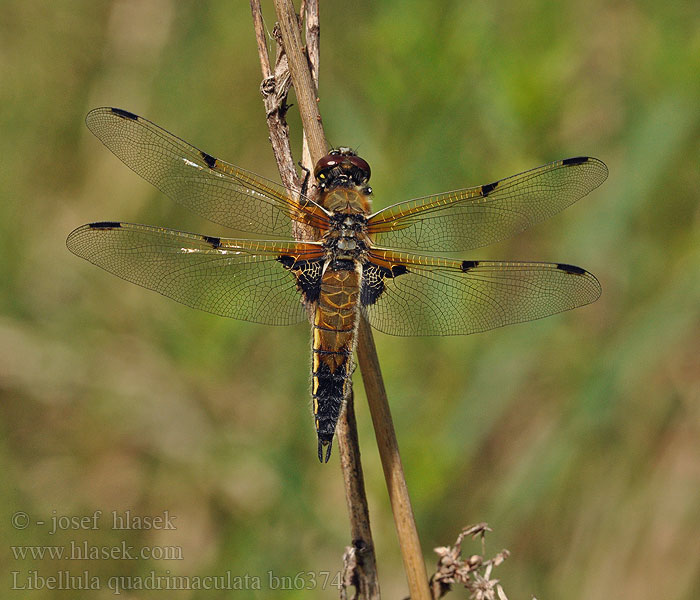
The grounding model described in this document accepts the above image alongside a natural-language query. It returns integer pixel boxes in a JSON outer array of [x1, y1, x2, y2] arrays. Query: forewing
[[367, 157, 607, 252], [85, 107, 329, 237], [363, 250, 601, 336], [66, 222, 325, 325]]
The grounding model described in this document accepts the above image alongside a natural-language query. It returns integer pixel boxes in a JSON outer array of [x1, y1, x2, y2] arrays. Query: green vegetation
[[1, 1, 698, 598]]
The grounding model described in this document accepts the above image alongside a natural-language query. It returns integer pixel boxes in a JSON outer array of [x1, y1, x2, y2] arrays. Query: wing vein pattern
[[67, 222, 323, 326], [364, 250, 601, 336], [368, 157, 608, 252], [86, 107, 329, 237]]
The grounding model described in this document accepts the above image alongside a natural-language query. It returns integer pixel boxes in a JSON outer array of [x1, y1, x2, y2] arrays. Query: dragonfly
[[67, 107, 608, 462]]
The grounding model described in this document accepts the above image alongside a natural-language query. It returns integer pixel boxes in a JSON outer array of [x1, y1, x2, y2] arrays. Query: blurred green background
[[1, 1, 698, 598]]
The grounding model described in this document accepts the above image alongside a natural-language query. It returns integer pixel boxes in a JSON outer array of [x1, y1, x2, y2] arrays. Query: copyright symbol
[[12, 511, 30, 529]]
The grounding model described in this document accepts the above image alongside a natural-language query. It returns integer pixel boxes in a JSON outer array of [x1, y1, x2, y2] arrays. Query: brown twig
[[300, 0, 320, 172], [249, 0, 299, 194], [253, 2, 431, 598], [272, 0, 326, 160], [251, 1, 379, 597], [271, 1, 431, 598], [357, 316, 431, 600], [337, 391, 381, 599]]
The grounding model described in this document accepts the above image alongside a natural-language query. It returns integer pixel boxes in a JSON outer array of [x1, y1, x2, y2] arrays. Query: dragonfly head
[[314, 148, 371, 192]]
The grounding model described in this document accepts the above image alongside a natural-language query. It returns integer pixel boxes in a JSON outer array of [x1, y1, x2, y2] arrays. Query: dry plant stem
[[272, 1, 431, 598], [337, 392, 381, 599], [252, 1, 380, 596], [297, 2, 379, 595], [304, 0, 320, 81], [260, 2, 430, 598], [273, 0, 327, 160], [300, 0, 320, 172], [357, 316, 431, 600], [249, 0, 300, 194]]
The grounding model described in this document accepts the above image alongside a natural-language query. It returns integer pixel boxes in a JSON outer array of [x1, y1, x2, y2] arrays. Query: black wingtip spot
[[110, 108, 138, 121], [461, 260, 480, 272], [201, 151, 217, 169], [557, 263, 586, 275], [562, 156, 589, 166], [203, 235, 221, 248], [89, 221, 121, 229], [481, 181, 498, 196]]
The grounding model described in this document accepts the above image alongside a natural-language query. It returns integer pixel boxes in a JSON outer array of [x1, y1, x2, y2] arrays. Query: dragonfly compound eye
[[314, 151, 371, 187]]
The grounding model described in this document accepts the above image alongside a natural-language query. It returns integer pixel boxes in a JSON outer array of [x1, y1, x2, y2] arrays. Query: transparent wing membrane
[[86, 107, 329, 237], [74, 109, 606, 337], [364, 250, 601, 336], [67, 222, 323, 325], [368, 157, 608, 252], [70, 107, 608, 464]]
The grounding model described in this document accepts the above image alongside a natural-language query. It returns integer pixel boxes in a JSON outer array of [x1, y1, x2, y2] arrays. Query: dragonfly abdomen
[[311, 262, 362, 462]]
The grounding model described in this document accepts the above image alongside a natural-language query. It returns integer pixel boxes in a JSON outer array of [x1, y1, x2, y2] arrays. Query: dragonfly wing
[[367, 157, 608, 252], [362, 250, 601, 336], [86, 108, 329, 237], [67, 222, 325, 326]]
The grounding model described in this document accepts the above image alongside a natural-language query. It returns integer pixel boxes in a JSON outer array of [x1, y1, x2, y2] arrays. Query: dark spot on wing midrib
[[202, 235, 221, 248], [200, 151, 217, 169], [481, 181, 498, 196]]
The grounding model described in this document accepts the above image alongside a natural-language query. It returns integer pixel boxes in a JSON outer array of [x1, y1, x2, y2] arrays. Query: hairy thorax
[[321, 187, 372, 262]]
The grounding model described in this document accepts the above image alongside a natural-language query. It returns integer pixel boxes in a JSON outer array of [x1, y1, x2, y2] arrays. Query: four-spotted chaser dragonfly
[[67, 107, 607, 462]]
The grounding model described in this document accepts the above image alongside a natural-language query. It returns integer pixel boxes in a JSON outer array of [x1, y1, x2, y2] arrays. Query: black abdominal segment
[[330, 258, 355, 271], [313, 361, 347, 462]]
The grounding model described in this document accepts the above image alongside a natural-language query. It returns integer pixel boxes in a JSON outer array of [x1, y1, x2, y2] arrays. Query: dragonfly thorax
[[324, 212, 369, 260]]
